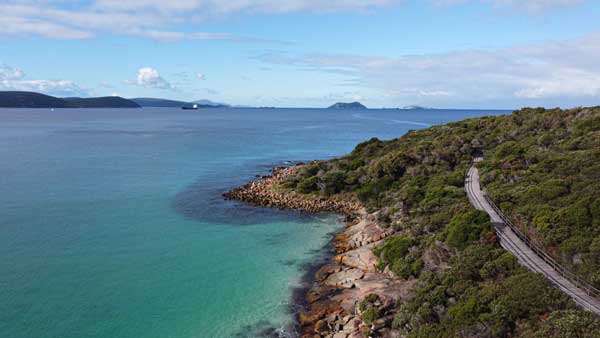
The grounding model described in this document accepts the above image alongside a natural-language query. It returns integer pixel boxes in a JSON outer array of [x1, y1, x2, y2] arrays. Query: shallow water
[[0, 107, 507, 338]]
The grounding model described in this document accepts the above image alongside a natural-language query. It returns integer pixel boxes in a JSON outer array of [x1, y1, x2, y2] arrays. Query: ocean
[[0, 107, 507, 338]]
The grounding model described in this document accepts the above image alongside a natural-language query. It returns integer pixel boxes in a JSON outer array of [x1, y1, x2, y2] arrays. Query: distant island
[[327, 102, 367, 110], [0, 91, 140, 108]]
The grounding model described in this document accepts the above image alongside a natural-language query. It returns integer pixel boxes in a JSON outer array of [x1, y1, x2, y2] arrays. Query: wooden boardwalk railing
[[483, 194, 600, 298], [465, 160, 600, 314]]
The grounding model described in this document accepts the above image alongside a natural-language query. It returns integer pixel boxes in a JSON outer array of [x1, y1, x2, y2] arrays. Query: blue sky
[[1, 0, 599, 108]]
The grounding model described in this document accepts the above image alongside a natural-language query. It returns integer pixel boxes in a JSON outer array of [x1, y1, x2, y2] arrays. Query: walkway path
[[465, 158, 600, 314]]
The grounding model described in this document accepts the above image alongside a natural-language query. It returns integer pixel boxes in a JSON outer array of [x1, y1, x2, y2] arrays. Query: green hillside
[[282, 107, 600, 337]]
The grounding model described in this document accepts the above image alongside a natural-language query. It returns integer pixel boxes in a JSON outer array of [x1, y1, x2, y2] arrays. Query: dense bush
[[524, 310, 600, 338], [481, 107, 600, 285], [445, 210, 492, 249], [296, 176, 318, 194], [373, 236, 425, 278], [283, 106, 600, 336], [374, 236, 414, 263], [360, 294, 382, 324]]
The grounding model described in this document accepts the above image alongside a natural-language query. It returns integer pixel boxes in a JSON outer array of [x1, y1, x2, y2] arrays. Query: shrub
[[573, 115, 600, 135], [495, 141, 526, 158], [446, 210, 491, 249], [391, 257, 424, 279], [490, 273, 570, 322], [355, 178, 391, 205], [296, 176, 318, 194], [450, 244, 503, 281], [374, 236, 414, 264], [360, 294, 383, 324], [359, 294, 381, 311], [362, 307, 381, 324], [448, 294, 486, 327], [321, 170, 347, 196], [527, 310, 600, 338], [479, 252, 519, 279]]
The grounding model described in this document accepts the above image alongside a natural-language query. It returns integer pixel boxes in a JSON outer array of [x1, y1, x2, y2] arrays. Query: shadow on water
[[171, 160, 319, 226], [171, 184, 319, 225], [171, 159, 342, 337]]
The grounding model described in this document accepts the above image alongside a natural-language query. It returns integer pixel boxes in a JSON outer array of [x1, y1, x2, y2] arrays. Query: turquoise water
[[0, 108, 507, 338]]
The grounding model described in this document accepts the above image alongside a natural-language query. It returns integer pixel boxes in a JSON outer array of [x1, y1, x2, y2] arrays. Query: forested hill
[[0, 91, 71, 108], [282, 107, 600, 337], [63, 96, 140, 108], [130, 97, 188, 107], [0, 91, 140, 108]]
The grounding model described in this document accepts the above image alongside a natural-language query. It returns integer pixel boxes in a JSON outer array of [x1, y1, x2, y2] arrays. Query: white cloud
[[0, 16, 93, 40], [0, 0, 586, 40], [255, 32, 600, 107], [0, 63, 86, 96], [196, 73, 206, 80], [128, 67, 173, 90], [0, 0, 395, 41]]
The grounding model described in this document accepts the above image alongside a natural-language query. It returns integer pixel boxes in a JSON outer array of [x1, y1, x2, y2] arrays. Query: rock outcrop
[[224, 166, 361, 217]]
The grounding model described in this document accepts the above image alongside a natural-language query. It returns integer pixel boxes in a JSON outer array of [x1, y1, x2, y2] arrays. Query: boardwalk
[[465, 159, 600, 315]]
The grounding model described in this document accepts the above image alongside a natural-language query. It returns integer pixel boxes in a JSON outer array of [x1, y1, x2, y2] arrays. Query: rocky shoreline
[[224, 166, 361, 217], [224, 165, 417, 338]]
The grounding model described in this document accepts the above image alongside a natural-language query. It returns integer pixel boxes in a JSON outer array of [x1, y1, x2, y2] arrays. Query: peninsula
[[226, 106, 600, 338]]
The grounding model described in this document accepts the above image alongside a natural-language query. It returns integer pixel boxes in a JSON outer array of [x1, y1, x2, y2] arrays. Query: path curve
[[465, 158, 600, 315]]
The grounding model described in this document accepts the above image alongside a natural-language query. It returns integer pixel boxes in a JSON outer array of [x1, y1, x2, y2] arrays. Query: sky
[[0, 0, 599, 108]]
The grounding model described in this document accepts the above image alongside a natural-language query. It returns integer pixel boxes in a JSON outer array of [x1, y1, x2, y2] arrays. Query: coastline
[[224, 164, 417, 338]]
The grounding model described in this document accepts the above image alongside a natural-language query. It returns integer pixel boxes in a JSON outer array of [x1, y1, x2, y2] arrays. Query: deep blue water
[[0, 107, 508, 338]]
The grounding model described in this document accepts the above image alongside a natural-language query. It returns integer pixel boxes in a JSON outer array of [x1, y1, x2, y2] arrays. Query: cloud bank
[[255, 32, 600, 107], [0, 0, 585, 40], [0, 0, 399, 41]]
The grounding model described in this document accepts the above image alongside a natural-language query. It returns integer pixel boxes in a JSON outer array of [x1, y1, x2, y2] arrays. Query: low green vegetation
[[360, 294, 383, 324], [445, 210, 492, 250], [283, 107, 600, 336], [373, 236, 423, 278], [480, 108, 600, 286]]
